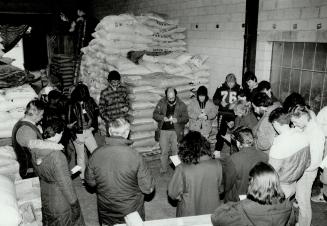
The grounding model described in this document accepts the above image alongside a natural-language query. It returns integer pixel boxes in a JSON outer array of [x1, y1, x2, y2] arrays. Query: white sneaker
[[311, 193, 327, 203]]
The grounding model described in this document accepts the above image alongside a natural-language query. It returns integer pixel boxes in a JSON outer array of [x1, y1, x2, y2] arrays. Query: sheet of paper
[[170, 155, 181, 167], [221, 134, 231, 143], [71, 165, 82, 174]]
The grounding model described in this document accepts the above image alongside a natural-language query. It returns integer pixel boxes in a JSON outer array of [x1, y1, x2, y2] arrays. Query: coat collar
[[105, 136, 133, 146]]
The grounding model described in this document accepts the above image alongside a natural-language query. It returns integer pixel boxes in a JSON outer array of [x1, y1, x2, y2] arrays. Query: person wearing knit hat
[[188, 86, 218, 139], [99, 70, 129, 136]]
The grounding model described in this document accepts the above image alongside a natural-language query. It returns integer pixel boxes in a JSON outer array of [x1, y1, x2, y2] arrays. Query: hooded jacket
[[188, 98, 218, 138], [211, 198, 295, 226], [85, 136, 155, 226]]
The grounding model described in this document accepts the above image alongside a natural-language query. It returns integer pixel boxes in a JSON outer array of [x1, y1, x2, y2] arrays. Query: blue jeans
[[159, 130, 178, 172], [296, 170, 317, 226]]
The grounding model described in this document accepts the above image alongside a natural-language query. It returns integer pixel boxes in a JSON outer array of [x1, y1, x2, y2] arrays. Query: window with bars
[[270, 42, 327, 113]]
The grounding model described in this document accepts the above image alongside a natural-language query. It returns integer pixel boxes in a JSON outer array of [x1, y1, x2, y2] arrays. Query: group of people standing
[[10, 69, 327, 226]]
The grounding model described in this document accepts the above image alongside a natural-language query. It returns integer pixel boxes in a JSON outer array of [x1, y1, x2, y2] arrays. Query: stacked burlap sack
[[79, 13, 212, 154], [0, 37, 4, 57], [0, 84, 37, 138], [0, 145, 20, 181]]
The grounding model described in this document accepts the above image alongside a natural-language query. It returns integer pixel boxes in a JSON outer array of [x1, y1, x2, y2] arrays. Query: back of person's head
[[283, 92, 306, 113], [178, 131, 211, 165], [107, 70, 121, 81], [247, 162, 285, 205], [268, 107, 290, 125], [71, 83, 90, 102], [48, 90, 62, 102], [252, 92, 273, 107], [196, 85, 209, 102], [244, 71, 257, 82], [233, 99, 251, 116], [232, 127, 254, 147], [25, 99, 45, 117], [108, 118, 130, 138], [42, 117, 65, 141], [258, 80, 271, 92], [290, 104, 310, 118]]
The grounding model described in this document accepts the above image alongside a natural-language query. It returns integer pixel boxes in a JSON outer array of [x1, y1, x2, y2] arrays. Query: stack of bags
[[0, 84, 38, 138], [0, 146, 20, 181], [0, 64, 29, 89], [50, 54, 75, 96], [0, 36, 4, 57], [79, 13, 211, 155]]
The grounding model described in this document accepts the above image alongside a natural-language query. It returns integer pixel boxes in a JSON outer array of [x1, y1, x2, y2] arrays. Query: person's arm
[[213, 87, 222, 106], [168, 166, 184, 201], [53, 152, 78, 204], [206, 101, 218, 120], [223, 157, 237, 194], [99, 90, 110, 122], [137, 155, 155, 194], [255, 120, 275, 151], [153, 100, 165, 123], [187, 102, 199, 120], [85, 160, 97, 187], [16, 126, 38, 148], [176, 102, 189, 124]]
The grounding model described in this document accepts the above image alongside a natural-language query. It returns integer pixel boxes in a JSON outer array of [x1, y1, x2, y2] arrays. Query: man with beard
[[99, 70, 129, 136], [251, 92, 281, 153], [153, 87, 189, 173]]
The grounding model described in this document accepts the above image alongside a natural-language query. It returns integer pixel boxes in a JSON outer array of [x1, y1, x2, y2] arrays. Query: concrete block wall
[[256, 0, 327, 81], [91, 0, 246, 96]]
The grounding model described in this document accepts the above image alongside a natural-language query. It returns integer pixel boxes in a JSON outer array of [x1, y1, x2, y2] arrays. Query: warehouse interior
[[0, 0, 327, 225]]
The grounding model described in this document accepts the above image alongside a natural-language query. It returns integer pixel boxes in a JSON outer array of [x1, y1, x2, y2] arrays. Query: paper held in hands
[[71, 165, 82, 174], [170, 155, 181, 167], [221, 134, 231, 143]]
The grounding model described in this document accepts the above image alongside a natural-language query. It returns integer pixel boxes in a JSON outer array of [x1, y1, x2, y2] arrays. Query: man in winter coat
[[85, 118, 155, 226], [223, 127, 268, 202], [213, 73, 241, 152], [99, 70, 129, 136], [252, 92, 281, 153], [153, 87, 189, 173], [268, 107, 311, 198]]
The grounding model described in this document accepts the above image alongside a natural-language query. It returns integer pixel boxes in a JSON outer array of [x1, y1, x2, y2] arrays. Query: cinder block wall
[[91, 0, 246, 97], [256, 0, 327, 81]]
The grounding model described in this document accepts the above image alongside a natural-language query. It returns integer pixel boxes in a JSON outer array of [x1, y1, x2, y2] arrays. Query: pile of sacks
[[0, 145, 20, 181], [0, 84, 38, 138], [0, 37, 4, 57], [79, 13, 211, 154]]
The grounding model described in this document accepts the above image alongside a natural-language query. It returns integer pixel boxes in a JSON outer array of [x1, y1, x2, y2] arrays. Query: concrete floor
[[74, 162, 327, 226]]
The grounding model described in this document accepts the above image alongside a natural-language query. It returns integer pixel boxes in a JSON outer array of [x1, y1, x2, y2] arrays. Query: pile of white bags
[[0, 146, 20, 180], [0, 37, 4, 57], [0, 85, 37, 138], [0, 175, 22, 226], [79, 13, 211, 154]]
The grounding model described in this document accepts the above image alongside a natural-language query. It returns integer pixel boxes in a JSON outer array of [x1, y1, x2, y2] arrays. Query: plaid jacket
[[99, 85, 129, 123]]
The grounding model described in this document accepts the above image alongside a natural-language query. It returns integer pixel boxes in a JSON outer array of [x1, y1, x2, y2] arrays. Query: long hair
[[70, 83, 91, 103], [247, 162, 285, 205], [178, 131, 212, 165]]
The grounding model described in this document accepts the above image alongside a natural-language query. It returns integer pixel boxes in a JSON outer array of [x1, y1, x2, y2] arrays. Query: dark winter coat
[[168, 156, 223, 217], [85, 136, 155, 226], [153, 96, 189, 142], [223, 146, 268, 202], [33, 150, 84, 226], [211, 198, 295, 226], [67, 98, 99, 135]]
